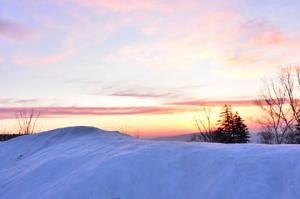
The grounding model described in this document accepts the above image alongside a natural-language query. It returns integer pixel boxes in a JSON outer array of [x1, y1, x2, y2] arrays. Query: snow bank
[[0, 126, 300, 199]]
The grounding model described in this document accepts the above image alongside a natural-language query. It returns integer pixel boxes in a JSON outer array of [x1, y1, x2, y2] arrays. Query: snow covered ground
[[150, 133, 194, 142], [0, 126, 300, 199]]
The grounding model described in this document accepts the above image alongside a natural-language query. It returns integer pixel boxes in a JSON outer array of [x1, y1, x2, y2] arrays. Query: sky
[[1, 0, 300, 137]]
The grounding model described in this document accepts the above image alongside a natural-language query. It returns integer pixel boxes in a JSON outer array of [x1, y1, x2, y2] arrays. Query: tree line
[[192, 67, 300, 144]]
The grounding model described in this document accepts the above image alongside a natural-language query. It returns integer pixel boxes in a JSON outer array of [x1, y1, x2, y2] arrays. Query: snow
[[1, 126, 300, 199], [150, 133, 194, 142]]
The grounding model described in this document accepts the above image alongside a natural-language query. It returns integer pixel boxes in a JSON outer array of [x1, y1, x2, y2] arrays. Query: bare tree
[[257, 127, 275, 144], [15, 109, 40, 135], [257, 67, 299, 144], [193, 107, 216, 142], [280, 68, 300, 122]]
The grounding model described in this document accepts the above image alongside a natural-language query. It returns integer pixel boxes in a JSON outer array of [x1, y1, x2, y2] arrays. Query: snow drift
[[0, 126, 300, 199]]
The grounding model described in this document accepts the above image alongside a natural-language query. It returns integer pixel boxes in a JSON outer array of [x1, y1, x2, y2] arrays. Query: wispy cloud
[[88, 83, 201, 100], [13, 48, 76, 66], [0, 98, 40, 106], [108, 91, 174, 98], [68, 0, 192, 13], [11, 10, 121, 67], [91, 87, 180, 99], [0, 106, 200, 119], [241, 19, 287, 46], [224, 18, 300, 70], [168, 99, 265, 107], [0, 18, 32, 41]]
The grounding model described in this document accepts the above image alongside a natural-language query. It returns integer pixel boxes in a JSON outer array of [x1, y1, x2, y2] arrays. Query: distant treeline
[[0, 134, 23, 142]]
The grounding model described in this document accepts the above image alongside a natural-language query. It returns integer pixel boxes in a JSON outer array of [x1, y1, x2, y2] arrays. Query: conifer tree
[[232, 112, 250, 143], [215, 105, 250, 143], [215, 105, 234, 143]]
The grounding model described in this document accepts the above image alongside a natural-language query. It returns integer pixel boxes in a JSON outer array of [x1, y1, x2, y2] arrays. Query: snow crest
[[0, 126, 300, 199]]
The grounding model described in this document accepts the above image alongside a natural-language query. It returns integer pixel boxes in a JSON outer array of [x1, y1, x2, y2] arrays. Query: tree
[[15, 109, 40, 135], [232, 113, 250, 143], [215, 105, 234, 143], [215, 105, 250, 143], [288, 110, 300, 144], [258, 127, 275, 144], [193, 107, 217, 142], [256, 67, 299, 144]]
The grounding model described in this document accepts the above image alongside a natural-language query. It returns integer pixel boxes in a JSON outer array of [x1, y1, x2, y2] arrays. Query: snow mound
[[1, 126, 300, 199]]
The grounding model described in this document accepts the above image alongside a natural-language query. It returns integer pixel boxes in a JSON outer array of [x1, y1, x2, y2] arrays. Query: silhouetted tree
[[232, 112, 250, 143], [15, 109, 40, 135], [215, 105, 234, 143], [256, 67, 300, 144], [215, 105, 250, 143], [193, 107, 217, 142], [287, 110, 300, 144]]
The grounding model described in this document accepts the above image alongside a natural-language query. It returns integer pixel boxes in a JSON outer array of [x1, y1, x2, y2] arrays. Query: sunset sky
[[1, 0, 300, 137]]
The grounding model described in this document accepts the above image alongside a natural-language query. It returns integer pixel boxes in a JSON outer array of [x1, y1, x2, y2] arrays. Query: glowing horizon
[[0, 104, 265, 137], [1, 0, 300, 136]]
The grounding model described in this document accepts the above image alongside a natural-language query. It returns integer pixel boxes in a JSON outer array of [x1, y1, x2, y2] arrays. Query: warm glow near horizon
[[1, 0, 300, 136], [0, 105, 262, 137]]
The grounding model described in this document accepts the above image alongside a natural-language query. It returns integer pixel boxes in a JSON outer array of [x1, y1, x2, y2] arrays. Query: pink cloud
[[0, 18, 32, 41], [220, 18, 300, 70], [0, 106, 201, 119], [241, 19, 287, 46], [13, 49, 75, 66], [0, 98, 288, 119], [72, 0, 191, 13]]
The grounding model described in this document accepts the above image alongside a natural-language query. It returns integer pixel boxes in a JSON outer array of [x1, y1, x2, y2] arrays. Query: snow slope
[[0, 126, 300, 199]]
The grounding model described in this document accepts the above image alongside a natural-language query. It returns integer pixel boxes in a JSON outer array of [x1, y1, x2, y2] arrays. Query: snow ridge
[[0, 126, 300, 199]]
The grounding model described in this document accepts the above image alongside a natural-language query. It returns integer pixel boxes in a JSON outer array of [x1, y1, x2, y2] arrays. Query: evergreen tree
[[232, 112, 250, 143], [215, 105, 250, 143], [215, 105, 234, 143]]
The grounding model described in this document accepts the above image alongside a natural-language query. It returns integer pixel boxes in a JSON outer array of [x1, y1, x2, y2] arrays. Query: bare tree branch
[[193, 107, 216, 142], [15, 109, 40, 135], [257, 67, 298, 144]]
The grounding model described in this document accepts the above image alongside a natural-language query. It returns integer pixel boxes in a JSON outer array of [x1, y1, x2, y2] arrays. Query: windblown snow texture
[[0, 126, 300, 199]]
